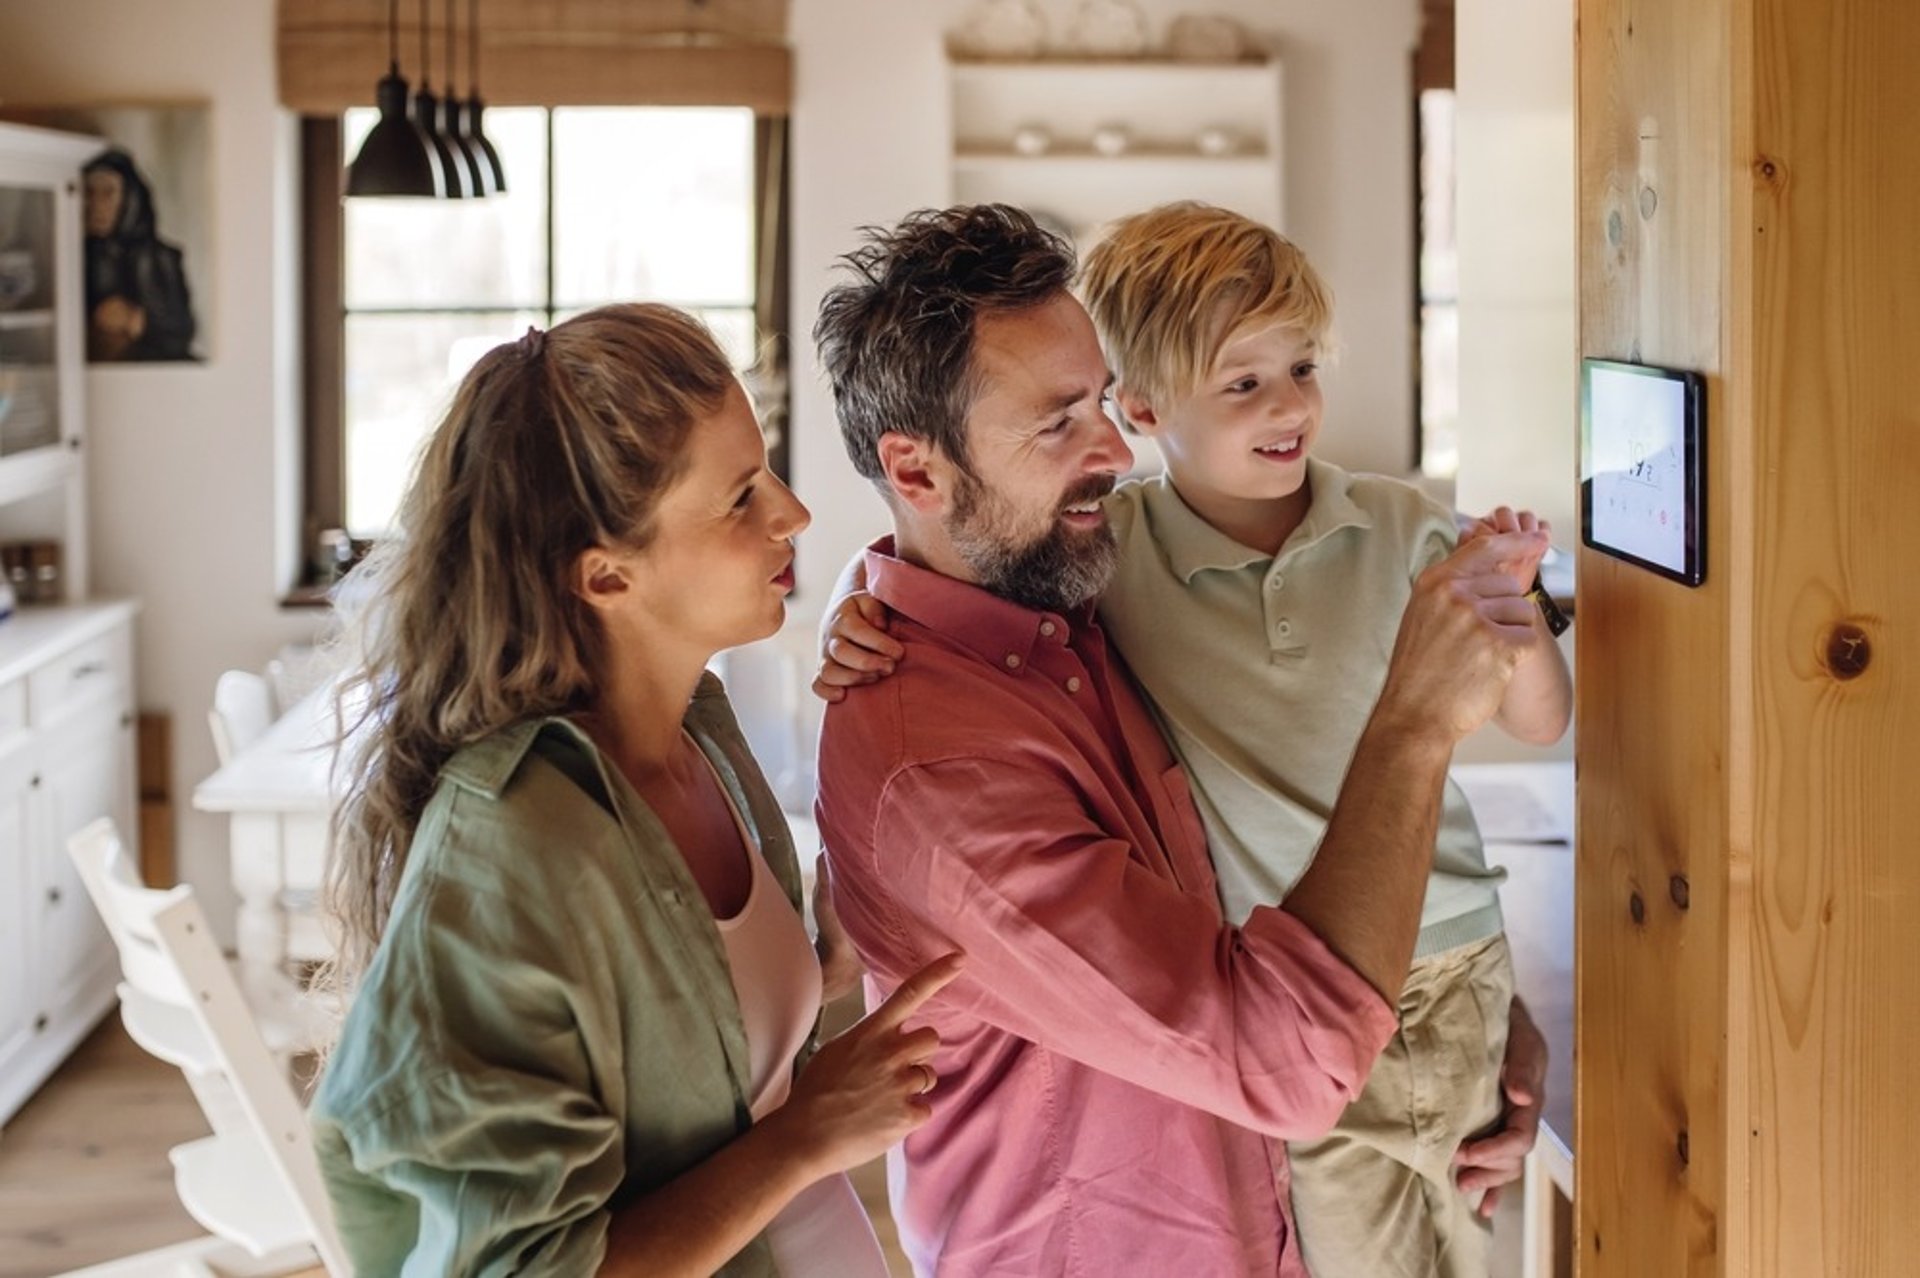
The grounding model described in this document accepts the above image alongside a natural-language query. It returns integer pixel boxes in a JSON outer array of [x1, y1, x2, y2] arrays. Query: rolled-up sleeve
[[314, 872, 627, 1277], [871, 754, 1399, 1140]]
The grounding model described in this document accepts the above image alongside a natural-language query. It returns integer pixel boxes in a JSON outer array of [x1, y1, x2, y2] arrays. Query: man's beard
[[948, 472, 1120, 615]]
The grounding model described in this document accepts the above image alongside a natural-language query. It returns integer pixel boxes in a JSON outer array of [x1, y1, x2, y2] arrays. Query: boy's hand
[[811, 591, 905, 703], [1460, 506, 1553, 593], [1377, 531, 1547, 744], [1452, 996, 1548, 1215]]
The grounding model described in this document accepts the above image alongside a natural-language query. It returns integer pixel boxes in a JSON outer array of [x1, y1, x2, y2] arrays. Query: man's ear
[[876, 431, 954, 516], [571, 545, 633, 614], [1113, 389, 1163, 436]]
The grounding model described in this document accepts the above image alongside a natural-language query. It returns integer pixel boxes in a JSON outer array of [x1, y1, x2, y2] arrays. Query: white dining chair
[[208, 669, 275, 766], [60, 818, 349, 1278]]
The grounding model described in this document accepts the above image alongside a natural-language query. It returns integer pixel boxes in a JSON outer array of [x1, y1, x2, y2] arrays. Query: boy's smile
[[1126, 319, 1325, 554]]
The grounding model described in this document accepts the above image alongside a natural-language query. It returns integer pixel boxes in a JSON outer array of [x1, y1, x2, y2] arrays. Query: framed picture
[[1, 103, 210, 363]]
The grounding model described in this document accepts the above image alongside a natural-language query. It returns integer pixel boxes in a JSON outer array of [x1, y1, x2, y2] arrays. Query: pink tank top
[[696, 745, 889, 1278]]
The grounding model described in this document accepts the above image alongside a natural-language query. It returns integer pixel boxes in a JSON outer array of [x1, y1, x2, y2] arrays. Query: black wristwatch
[[1527, 571, 1571, 637]]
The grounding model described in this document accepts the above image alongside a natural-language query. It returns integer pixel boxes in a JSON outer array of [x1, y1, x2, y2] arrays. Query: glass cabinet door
[[0, 184, 61, 459]]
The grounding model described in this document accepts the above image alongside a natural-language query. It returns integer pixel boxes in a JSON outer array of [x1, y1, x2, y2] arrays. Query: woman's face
[[610, 380, 809, 656]]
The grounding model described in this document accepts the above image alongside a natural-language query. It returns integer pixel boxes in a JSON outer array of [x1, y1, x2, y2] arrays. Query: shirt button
[[1276, 619, 1293, 637], [1005, 653, 1023, 670], [1066, 677, 1082, 693], [1268, 576, 1284, 591], [1039, 621, 1057, 638]]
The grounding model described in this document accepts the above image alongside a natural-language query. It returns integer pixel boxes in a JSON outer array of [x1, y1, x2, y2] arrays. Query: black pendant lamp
[[443, 0, 495, 195], [413, 0, 472, 198], [346, 0, 445, 197], [464, 0, 508, 194]]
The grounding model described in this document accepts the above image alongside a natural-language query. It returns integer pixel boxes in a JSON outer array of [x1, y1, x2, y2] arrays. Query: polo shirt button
[[1066, 677, 1082, 693], [1005, 653, 1023, 669], [1039, 621, 1057, 638], [1268, 576, 1284, 590], [1276, 619, 1293, 637]]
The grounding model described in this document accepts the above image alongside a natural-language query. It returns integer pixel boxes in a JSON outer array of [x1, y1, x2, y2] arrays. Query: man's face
[[83, 169, 124, 238], [946, 293, 1134, 614]]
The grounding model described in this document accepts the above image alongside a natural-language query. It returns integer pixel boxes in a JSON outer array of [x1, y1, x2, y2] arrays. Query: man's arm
[[1281, 532, 1545, 1001]]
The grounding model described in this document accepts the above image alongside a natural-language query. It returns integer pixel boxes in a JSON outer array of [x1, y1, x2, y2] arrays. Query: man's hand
[[812, 855, 866, 1002], [1453, 996, 1548, 1216], [1375, 530, 1547, 745], [811, 591, 904, 703]]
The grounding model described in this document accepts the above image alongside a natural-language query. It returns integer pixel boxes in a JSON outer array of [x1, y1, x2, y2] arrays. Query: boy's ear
[[876, 431, 954, 516], [1113, 389, 1163, 436], [572, 545, 633, 613]]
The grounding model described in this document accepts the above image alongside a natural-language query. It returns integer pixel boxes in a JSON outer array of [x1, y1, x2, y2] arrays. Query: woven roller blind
[[279, 0, 792, 115]]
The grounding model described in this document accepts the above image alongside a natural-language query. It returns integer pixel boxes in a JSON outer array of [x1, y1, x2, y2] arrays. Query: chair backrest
[[208, 669, 275, 765], [66, 818, 351, 1277]]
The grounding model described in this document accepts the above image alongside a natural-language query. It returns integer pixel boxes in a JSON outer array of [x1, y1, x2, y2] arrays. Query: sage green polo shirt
[[310, 674, 807, 1277], [1101, 459, 1505, 958]]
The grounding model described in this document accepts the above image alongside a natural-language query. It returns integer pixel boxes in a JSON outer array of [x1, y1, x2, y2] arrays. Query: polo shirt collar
[[864, 538, 1084, 674], [1149, 457, 1374, 583]]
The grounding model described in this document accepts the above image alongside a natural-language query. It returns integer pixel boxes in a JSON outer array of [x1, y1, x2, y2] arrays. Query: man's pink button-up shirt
[[815, 544, 1400, 1277]]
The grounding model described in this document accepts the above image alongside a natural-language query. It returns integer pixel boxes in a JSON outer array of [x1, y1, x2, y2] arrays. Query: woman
[[311, 303, 958, 1276]]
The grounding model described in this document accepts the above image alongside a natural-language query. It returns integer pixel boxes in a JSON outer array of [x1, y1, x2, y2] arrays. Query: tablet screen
[[1580, 359, 1705, 586]]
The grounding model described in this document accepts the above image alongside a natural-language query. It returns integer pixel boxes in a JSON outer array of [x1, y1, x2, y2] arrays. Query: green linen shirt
[[1101, 458, 1506, 958], [310, 673, 809, 1277]]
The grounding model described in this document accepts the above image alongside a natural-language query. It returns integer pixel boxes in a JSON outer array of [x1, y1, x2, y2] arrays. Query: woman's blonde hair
[[322, 303, 736, 994], [1080, 202, 1334, 417]]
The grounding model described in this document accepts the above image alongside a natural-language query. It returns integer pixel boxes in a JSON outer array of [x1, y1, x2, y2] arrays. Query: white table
[[191, 685, 341, 992]]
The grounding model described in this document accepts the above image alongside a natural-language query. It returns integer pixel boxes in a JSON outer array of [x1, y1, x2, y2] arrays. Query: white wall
[[786, 0, 1425, 622], [1452, 0, 1577, 765], [0, 0, 320, 940], [1454, 0, 1577, 538]]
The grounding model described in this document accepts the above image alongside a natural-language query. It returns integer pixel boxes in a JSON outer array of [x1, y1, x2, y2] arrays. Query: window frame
[[294, 110, 789, 598]]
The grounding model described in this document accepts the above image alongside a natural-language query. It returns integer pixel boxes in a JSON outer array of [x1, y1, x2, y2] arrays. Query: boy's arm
[[1459, 507, 1572, 746]]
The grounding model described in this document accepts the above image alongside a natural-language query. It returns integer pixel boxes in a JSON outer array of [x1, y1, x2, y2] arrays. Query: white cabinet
[[0, 122, 137, 1126], [947, 57, 1286, 244], [0, 608, 137, 1124]]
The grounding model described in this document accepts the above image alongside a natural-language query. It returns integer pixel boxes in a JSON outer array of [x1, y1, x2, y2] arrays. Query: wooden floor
[[1, 1013, 1519, 1277]]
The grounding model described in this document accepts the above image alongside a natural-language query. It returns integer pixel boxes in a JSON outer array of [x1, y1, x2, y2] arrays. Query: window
[[304, 106, 773, 553]]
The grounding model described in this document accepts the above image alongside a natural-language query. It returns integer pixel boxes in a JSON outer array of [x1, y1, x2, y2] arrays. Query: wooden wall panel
[[1576, 0, 1741, 1269], [1745, 0, 1920, 1269], [1578, 0, 1920, 1270]]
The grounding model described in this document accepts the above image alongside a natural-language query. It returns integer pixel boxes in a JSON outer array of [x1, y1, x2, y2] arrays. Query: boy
[[820, 202, 1570, 1274]]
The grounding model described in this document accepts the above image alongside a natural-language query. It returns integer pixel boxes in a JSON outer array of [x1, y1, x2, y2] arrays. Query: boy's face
[[1141, 321, 1324, 506]]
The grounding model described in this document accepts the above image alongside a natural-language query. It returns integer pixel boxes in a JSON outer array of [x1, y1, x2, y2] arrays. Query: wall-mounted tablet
[[1580, 358, 1706, 587]]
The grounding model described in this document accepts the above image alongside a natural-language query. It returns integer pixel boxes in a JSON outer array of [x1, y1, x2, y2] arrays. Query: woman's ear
[[1114, 389, 1163, 436], [571, 545, 633, 613], [876, 431, 952, 516]]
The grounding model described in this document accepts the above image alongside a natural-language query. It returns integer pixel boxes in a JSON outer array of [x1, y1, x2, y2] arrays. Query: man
[[811, 204, 1545, 1276]]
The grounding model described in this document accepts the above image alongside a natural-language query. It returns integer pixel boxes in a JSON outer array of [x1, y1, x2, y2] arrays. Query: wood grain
[[1578, 0, 1920, 1270]]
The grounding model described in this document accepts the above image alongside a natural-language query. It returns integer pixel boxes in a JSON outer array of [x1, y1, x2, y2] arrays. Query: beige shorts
[[1287, 932, 1516, 1278]]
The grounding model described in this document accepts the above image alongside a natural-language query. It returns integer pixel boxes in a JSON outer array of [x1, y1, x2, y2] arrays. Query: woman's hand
[[811, 591, 905, 703], [770, 951, 964, 1176]]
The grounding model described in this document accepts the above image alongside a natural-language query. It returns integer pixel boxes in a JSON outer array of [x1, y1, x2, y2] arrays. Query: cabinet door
[[0, 742, 36, 1074], [32, 701, 129, 1007]]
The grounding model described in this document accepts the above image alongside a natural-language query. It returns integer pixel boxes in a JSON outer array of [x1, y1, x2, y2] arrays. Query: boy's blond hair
[[1080, 202, 1333, 416]]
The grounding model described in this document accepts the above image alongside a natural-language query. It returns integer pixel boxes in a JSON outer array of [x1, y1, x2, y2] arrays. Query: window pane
[[551, 108, 754, 309], [1418, 89, 1459, 480], [344, 311, 541, 537], [343, 107, 549, 310]]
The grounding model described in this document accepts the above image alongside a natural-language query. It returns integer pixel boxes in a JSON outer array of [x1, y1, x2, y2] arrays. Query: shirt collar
[[864, 538, 1087, 676], [1146, 457, 1374, 584]]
